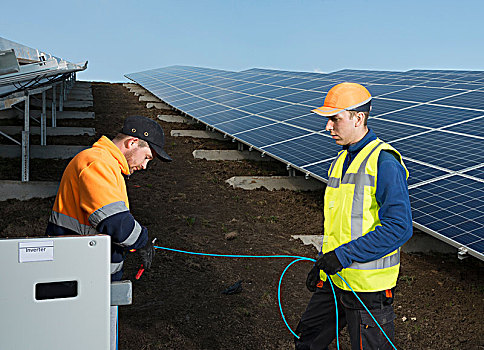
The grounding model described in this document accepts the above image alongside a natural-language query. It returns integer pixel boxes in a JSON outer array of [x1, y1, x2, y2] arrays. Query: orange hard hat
[[312, 82, 372, 117]]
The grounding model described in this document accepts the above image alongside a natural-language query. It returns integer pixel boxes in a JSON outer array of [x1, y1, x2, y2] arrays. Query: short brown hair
[[348, 110, 369, 126]]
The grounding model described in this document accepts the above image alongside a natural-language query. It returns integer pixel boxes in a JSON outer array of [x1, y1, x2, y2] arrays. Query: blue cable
[[154, 246, 314, 261], [153, 245, 396, 350], [277, 258, 308, 338], [326, 276, 339, 349]]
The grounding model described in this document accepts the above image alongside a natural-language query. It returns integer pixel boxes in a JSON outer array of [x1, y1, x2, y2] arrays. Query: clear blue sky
[[2, 0, 483, 82]]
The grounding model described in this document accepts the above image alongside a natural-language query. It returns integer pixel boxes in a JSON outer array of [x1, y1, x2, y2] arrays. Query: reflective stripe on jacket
[[321, 138, 409, 292], [46, 136, 148, 279]]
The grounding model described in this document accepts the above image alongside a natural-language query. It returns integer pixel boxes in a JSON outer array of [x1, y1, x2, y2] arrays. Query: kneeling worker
[[46, 115, 172, 349], [295, 83, 412, 350]]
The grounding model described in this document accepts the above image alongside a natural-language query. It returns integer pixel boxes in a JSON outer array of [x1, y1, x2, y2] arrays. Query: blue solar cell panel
[[403, 160, 449, 187], [299, 97, 325, 108], [188, 104, 231, 118], [304, 160, 333, 180], [377, 104, 484, 128], [126, 66, 484, 259], [382, 86, 464, 103], [462, 167, 484, 180], [240, 100, 288, 114], [370, 98, 416, 117], [262, 133, 339, 168], [441, 117, 484, 138], [235, 124, 310, 148], [241, 85, 280, 95], [273, 77, 309, 87], [223, 96, 265, 108], [209, 92, 248, 104], [258, 104, 312, 121], [437, 91, 484, 111], [368, 119, 428, 142], [410, 176, 483, 252], [277, 91, 323, 103], [200, 109, 250, 124], [257, 87, 300, 98], [214, 116, 275, 135], [289, 80, 335, 91], [366, 85, 407, 97], [285, 113, 325, 133], [391, 131, 484, 172]]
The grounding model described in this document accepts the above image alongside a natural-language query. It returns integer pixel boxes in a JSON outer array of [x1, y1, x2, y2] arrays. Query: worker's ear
[[125, 137, 139, 150], [354, 112, 365, 127]]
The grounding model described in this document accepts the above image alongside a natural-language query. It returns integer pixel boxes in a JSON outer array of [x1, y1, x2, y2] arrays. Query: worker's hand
[[137, 239, 155, 269], [315, 250, 343, 276], [306, 264, 321, 293]]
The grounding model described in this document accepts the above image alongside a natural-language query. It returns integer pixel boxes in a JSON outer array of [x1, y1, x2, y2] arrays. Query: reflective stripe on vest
[[322, 139, 408, 292], [89, 201, 129, 228], [49, 211, 97, 235], [111, 261, 124, 275]]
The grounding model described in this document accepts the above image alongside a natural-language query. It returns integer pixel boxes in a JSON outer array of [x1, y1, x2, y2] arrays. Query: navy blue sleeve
[[96, 211, 149, 250], [334, 151, 413, 267]]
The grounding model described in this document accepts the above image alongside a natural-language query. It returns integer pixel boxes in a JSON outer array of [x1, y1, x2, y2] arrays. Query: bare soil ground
[[0, 82, 482, 349]]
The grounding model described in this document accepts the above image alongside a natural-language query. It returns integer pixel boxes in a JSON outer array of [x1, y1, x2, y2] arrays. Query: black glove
[[306, 264, 321, 293], [315, 250, 343, 276], [137, 239, 155, 269]]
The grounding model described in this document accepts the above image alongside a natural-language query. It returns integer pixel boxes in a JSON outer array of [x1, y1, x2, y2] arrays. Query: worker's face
[[325, 111, 363, 146], [125, 139, 154, 174]]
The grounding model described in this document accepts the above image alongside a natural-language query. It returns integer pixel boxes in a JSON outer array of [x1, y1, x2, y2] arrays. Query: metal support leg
[[237, 142, 244, 151], [52, 84, 57, 128], [41, 91, 46, 146], [287, 165, 296, 177], [59, 80, 64, 111], [22, 95, 30, 182]]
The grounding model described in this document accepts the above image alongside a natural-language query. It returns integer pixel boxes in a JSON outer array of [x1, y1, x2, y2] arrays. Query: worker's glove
[[315, 250, 343, 276], [137, 239, 155, 269], [306, 264, 321, 293]]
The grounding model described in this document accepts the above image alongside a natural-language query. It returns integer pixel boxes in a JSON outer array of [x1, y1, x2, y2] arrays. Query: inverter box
[[0, 235, 110, 350]]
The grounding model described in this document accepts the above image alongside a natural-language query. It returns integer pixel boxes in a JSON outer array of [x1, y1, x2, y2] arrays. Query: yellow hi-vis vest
[[321, 138, 409, 292]]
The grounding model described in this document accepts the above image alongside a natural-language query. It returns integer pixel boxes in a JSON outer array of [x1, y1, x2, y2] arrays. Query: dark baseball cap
[[122, 115, 172, 161]]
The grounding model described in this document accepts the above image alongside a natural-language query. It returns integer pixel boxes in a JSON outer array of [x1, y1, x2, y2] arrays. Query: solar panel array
[[126, 66, 484, 260]]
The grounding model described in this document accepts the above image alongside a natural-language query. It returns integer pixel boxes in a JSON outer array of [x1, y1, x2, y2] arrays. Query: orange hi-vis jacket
[[46, 136, 148, 280]]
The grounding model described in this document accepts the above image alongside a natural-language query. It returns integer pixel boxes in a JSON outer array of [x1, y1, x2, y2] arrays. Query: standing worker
[[295, 83, 412, 350], [46, 115, 172, 350]]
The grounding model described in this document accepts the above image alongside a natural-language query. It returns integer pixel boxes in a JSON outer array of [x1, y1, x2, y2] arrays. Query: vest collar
[[343, 128, 377, 155], [92, 136, 130, 175]]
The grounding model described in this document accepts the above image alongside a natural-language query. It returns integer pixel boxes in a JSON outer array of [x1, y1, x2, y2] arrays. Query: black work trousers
[[294, 281, 396, 350]]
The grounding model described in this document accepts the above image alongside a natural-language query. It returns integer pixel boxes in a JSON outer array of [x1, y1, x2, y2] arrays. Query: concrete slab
[[193, 150, 271, 161], [157, 114, 195, 124], [171, 130, 228, 141], [29, 111, 95, 119], [292, 235, 321, 252], [139, 95, 160, 103], [0, 126, 95, 136], [402, 231, 456, 254], [30, 99, 93, 108], [128, 87, 147, 94], [226, 176, 325, 191], [0, 180, 59, 201], [146, 102, 172, 110], [0, 145, 88, 159]]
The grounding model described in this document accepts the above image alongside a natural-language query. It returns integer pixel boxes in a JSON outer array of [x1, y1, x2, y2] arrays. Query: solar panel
[[126, 65, 484, 261]]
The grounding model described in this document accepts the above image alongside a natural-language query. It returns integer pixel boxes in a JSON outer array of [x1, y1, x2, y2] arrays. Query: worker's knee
[[359, 306, 395, 350]]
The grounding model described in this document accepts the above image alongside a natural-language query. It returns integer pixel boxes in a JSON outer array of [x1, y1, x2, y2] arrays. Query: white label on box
[[18, 240, 54, 262]]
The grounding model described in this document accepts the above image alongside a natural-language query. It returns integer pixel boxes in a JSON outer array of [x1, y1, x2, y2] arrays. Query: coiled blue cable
[[153, 245, 396, 350]]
